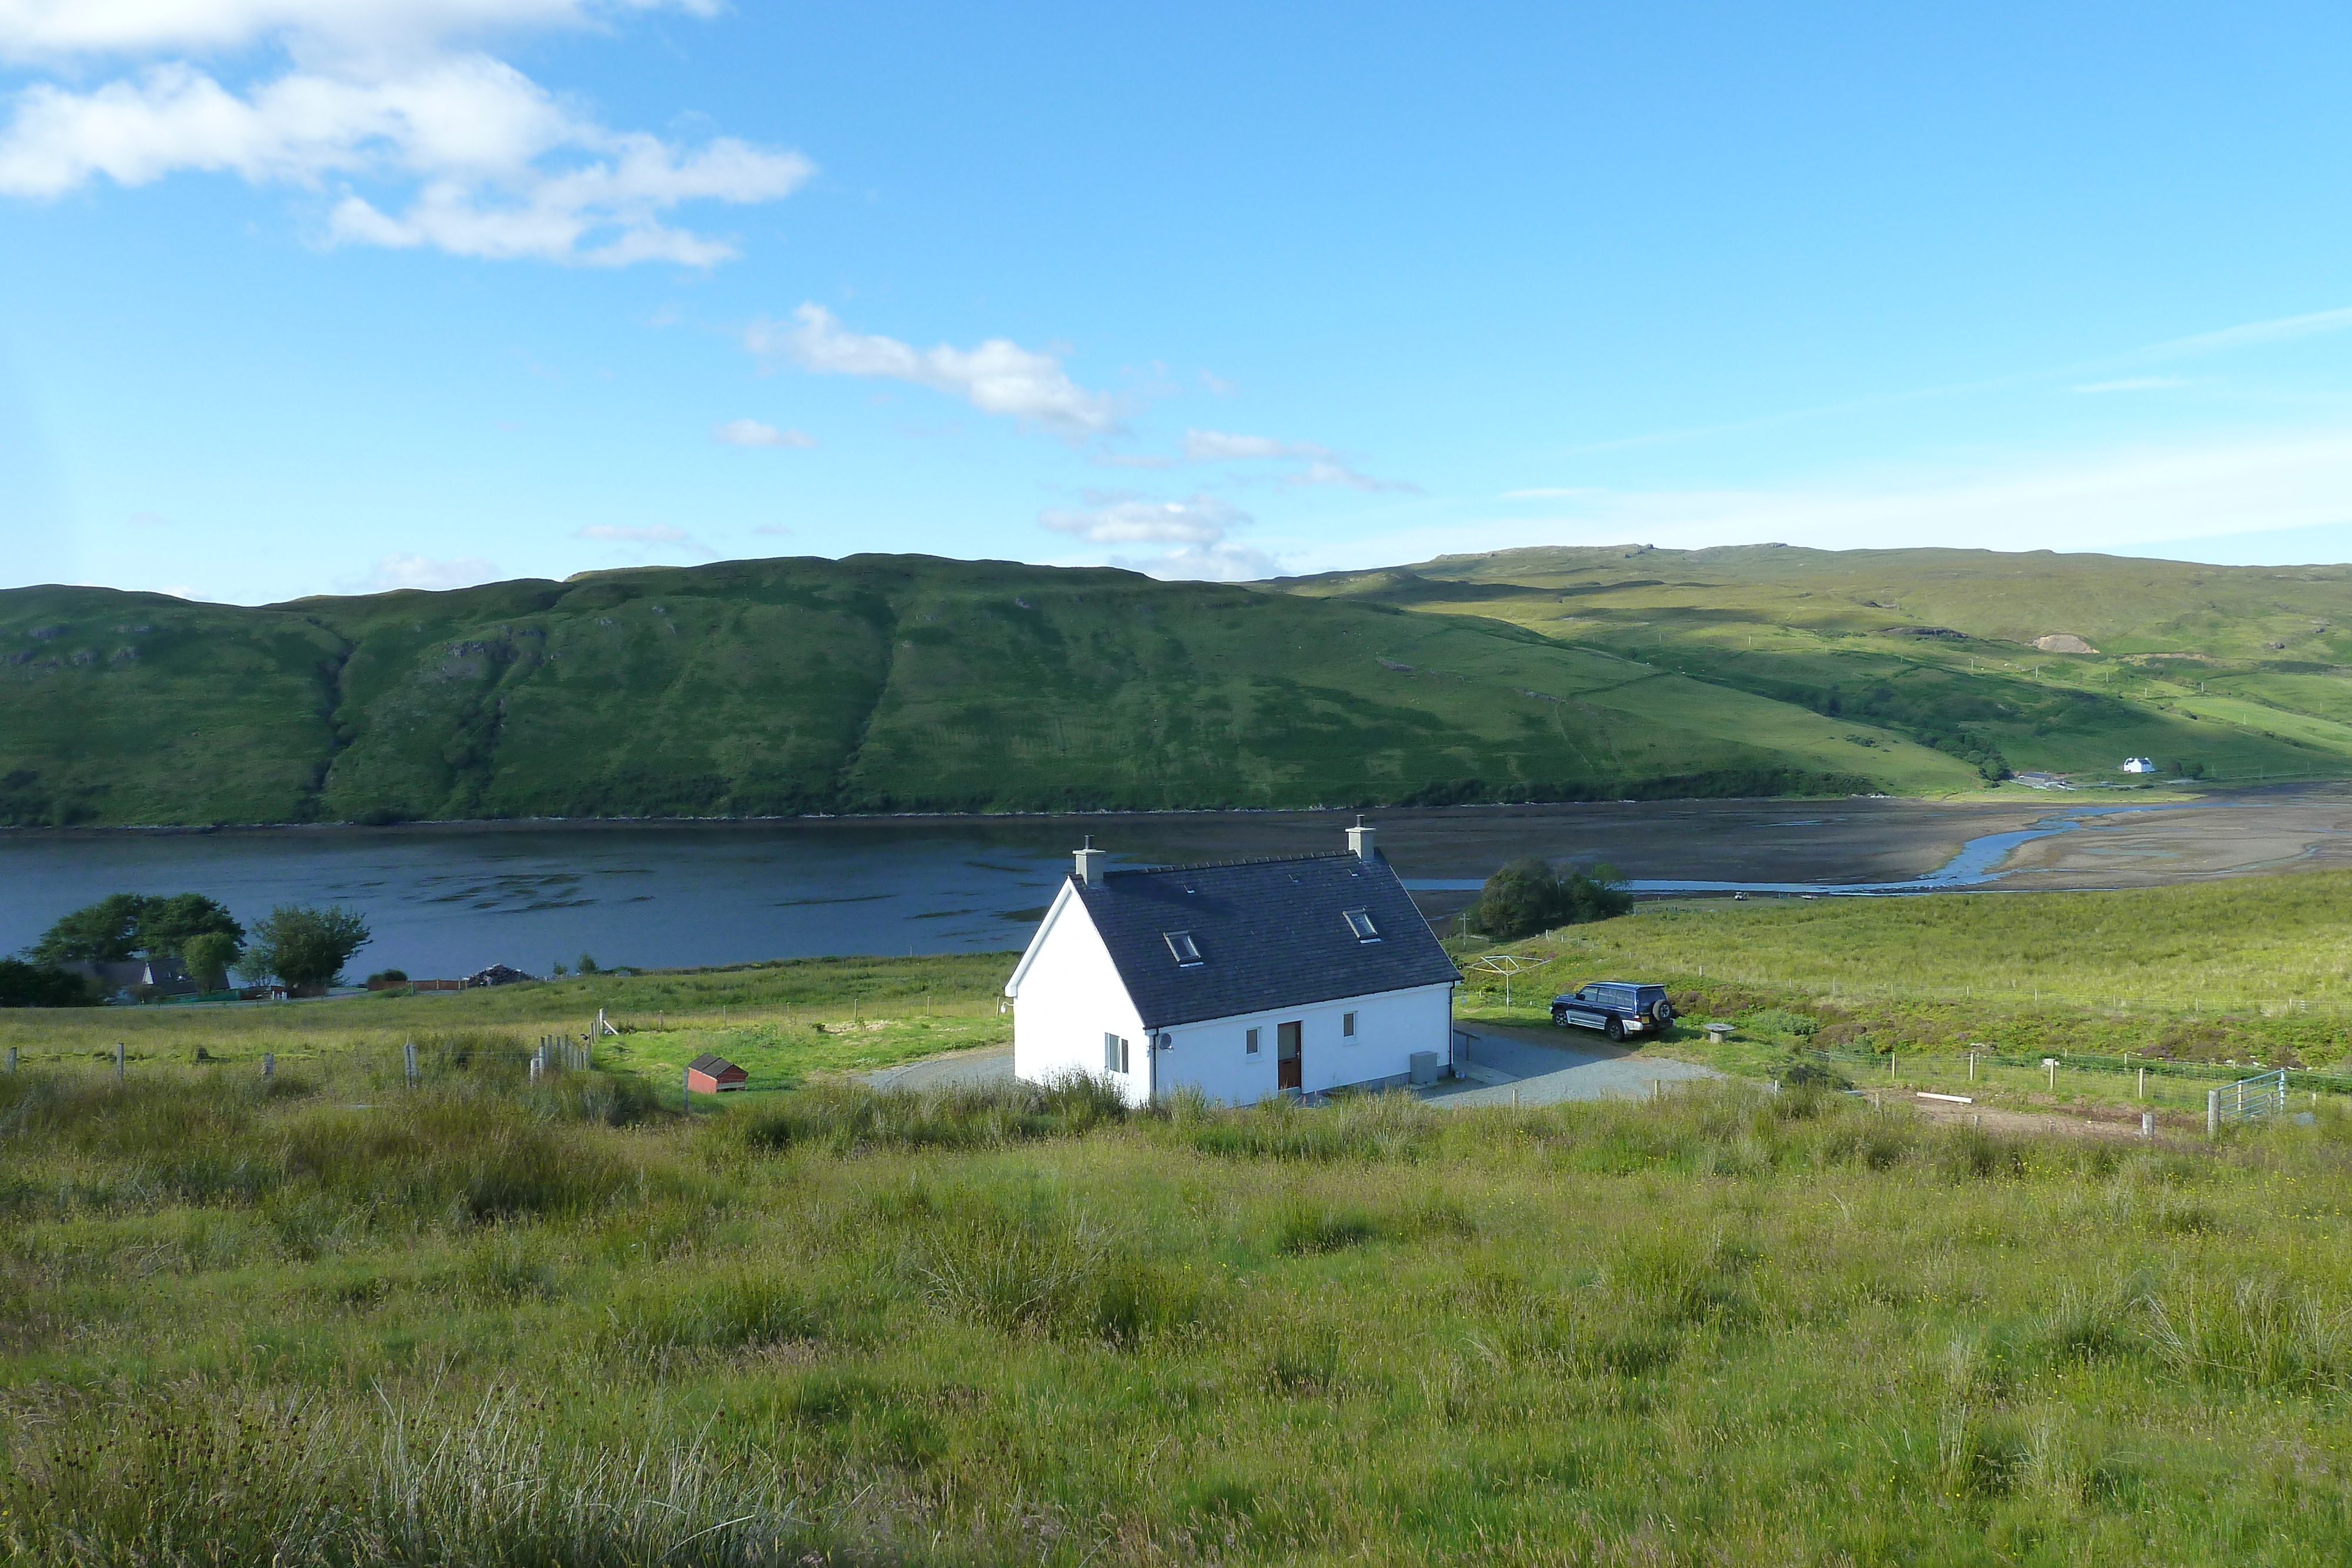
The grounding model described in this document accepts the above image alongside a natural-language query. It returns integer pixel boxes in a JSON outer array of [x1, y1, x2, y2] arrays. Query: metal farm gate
[[2207, 1069, 2288, 1136]]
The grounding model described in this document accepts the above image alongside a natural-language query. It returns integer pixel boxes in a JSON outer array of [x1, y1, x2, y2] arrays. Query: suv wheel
[[1605, 1017, 1625, 1042]]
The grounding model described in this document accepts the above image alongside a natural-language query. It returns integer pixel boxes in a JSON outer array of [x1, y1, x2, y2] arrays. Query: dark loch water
[[0, 800, 2229, 978]]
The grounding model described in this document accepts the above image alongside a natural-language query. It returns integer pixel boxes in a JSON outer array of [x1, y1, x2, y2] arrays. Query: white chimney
[[1347, 815, 1377, 860], [1073, 836, 1107, 886]]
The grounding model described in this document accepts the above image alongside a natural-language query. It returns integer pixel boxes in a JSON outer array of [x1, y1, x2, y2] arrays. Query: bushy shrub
[[1472, 857, 1633, 939]]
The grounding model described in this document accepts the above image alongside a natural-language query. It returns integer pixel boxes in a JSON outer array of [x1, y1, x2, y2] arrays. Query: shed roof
[[1073, 851, 1458, 1029], [687, 1053, 745, 1076]]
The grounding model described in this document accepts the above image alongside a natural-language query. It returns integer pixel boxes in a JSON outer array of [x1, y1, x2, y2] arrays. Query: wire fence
[[1799, 1044, 2352, 1098]]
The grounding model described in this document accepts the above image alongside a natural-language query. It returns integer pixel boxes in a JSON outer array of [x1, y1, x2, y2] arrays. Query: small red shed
[[687, 1053, 749, 1094]]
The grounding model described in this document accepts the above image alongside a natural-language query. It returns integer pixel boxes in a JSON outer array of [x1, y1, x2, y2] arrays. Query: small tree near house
[[244, 905, 372, 991]]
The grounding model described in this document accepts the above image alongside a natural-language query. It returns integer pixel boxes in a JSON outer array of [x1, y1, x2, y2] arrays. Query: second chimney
[[1347, 815, 1377, 860], [1073, 836, 1107, 886]]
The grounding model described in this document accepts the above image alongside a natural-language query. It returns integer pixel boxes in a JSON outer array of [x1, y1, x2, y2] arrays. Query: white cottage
[[1004, 822, 1462, 1106]]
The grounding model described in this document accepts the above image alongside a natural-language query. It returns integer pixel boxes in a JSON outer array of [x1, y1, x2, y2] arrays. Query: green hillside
[[14, 543, 2352, 828], [1277, 544, 2352, 787], [0, 555, 1972, 827]]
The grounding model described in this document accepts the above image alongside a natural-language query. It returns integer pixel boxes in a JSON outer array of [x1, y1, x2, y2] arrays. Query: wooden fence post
[[5, 1046, 15, 1074], [114, 1042, 125, 1082], [405, 1039, 418, 1086], [262, 1052, 274, 1079]]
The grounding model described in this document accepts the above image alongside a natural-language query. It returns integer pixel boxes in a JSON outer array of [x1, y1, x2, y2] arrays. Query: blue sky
[[6, 2, 2352, 603]]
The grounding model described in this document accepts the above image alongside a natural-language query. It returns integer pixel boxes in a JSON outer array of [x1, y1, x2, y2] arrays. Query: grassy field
[[6, 1049, 2352, 1564], [8, 881, 2352, 1560], [1278, 543, 2352, 787], [0, 554, 1970, 828], [1445, 871, 2352, 1129], [0, 953, 1020, 1104]]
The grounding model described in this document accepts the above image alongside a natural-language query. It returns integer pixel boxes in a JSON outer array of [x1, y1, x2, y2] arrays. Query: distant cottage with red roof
[[687, 1054, 747, 1094]]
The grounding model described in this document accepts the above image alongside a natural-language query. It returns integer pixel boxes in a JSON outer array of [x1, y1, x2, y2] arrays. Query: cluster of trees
[[4, 891, 374, 1007], [1471, 857, 1634, 940]]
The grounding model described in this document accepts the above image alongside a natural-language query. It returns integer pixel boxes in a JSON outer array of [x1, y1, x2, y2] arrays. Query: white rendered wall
[[1158, 981, 1455, 1107], [1005, 885, 1152, 1108]]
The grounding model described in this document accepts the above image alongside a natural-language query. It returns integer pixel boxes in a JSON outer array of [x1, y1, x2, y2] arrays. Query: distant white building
[[2121, 756, 2157, 774], [1004, 821, 1461, 1106]]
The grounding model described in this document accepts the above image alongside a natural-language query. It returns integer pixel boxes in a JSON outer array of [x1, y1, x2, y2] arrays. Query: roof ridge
[[1105, 850, 1362, 878]]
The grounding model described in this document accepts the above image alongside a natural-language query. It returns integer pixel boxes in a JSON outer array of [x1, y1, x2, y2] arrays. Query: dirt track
[[1870, 1091, 2202, 1146]]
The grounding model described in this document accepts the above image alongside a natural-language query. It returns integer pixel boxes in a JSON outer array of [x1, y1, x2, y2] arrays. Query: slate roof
[[1073, 851, 1459, 1029], [688, 1053, 745, 1078]]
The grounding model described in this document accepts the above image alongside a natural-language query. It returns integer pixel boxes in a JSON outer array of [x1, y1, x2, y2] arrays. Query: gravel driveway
[[1426, 1022, 1723, 1106]]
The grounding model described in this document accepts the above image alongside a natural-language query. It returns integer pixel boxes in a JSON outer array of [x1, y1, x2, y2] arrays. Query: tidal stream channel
[[0, 789, 2334, 978]]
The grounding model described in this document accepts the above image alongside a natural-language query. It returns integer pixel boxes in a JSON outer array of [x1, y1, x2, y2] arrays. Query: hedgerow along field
[[6, 1045, 2352, 1566]]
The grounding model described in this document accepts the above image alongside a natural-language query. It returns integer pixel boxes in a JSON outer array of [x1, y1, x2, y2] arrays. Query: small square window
[[1245, 1027, 1261, 1055], [1343, 1011, 1357, 1038], [1164, 931, 1202, 965], [1343, 908, 1379, 941], [1104, 1032, 1129, 1074]]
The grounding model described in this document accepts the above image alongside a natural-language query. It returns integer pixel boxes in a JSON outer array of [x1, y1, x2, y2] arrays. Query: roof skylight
[[1343, 909, 1379, 941], [1165, 931, 1204, 966]]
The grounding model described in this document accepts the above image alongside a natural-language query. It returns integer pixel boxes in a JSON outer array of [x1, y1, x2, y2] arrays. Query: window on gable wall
[[1343, 909, 1379, 941], [1104, 1033, 1129, 1074], [1165, 931, 1202, 966], [1344, 1011, 1357, 1038], [1246, 1027, 1260, 1055]]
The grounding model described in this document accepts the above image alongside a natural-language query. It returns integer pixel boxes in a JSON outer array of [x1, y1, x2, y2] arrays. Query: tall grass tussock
[[5, 1048, 2352, 1564]]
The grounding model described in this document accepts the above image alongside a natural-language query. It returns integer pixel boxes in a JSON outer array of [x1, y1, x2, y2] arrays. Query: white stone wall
[[1005, 884, 1153, 1107], [1158, 981, 1455, 1106]]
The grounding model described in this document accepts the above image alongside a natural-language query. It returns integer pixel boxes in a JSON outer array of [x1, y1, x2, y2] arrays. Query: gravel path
[[1425, 1022, 1725, 1106], [863, 1047, 1017, 1092]]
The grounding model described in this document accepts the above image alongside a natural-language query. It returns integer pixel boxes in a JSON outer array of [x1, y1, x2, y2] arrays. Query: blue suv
[[1551, 981, 1676, 1042]]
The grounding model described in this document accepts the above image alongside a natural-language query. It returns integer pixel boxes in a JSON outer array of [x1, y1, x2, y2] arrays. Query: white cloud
[[363, 551, 500, 590], [1182, 427, 1415, 492], [2143, 303, 2352, 360], [1040, 493, 1245, 544], [747, 304, 1119, 435], [1039, 490, 1280, 580], [1499, 487, 1594, 500], [751, 523, 792, 536], [0, 5, 806, 265], [578, 523, 687, 541], [2072, 376, 2187, 394], [0, 1, 716, 63], [1183, 429, 1300, 462], [1115, 541, 1284, 582], [713, 417, 814, 448]]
